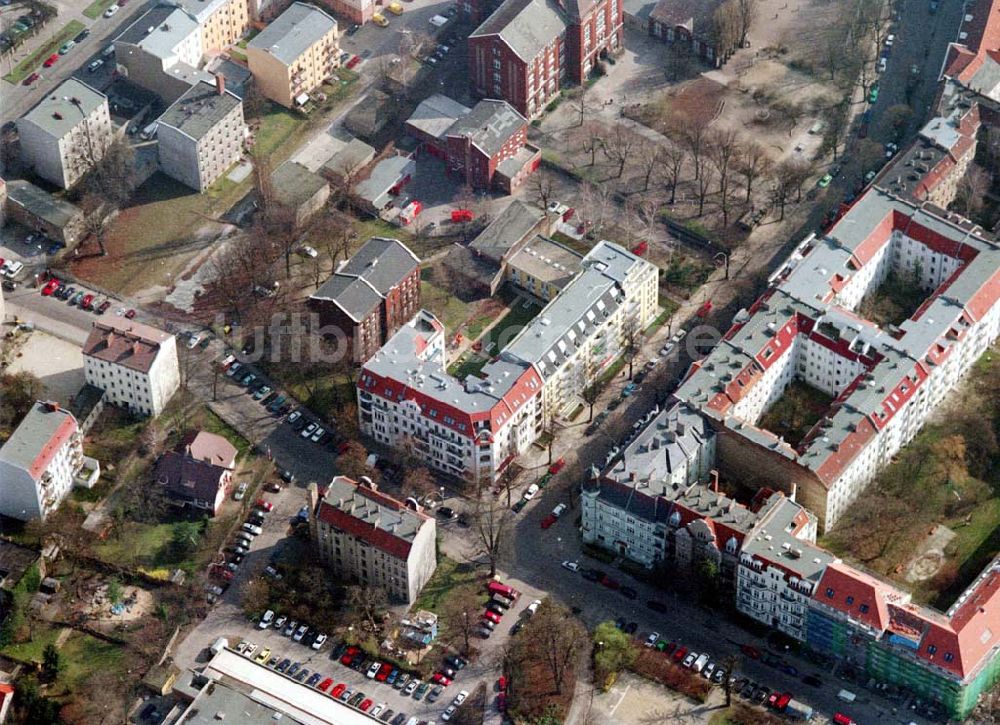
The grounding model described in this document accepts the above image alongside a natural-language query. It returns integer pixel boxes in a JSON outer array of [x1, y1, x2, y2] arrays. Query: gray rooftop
[[6, 180, 83, 229], [471, 0, 567, 61], [406, 93, 470, 141], [446, 99, 526, 157], [318, 475, 432, 549], [742, 498, 834, 585], [248, 2, 337, 66], [177, 679, 306, 725], [116, 4, 198, 56], [323, 137, 376, 177], [19, 79, 107, 139], [507, 235, 582, 289], [353, 155, 413, 204], [470, 199, 544, 263], [271, 160, 328, 207], [310, 237, 419, 320], [158, 80, 242, 140], [0, 402, 77, 480], [504, 241, 648, 379]]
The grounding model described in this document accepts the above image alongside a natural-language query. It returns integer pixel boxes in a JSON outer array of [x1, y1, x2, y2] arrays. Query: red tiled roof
[[814, 562, 894, 631], [82, 319, 172, 374], [315, 481, 425, 560], [28, 409, 77, 482], [181, 430, 237, 469]]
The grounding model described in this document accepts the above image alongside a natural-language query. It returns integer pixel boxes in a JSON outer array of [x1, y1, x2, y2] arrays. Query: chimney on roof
[[215, 72, 225, 96], [711, 470, 719, 493], [44, 401, 60, 412]]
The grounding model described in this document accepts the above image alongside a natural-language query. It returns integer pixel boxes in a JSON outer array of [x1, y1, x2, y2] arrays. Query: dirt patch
[[905, 525, 956, 583], [639, 78, 727, 133]]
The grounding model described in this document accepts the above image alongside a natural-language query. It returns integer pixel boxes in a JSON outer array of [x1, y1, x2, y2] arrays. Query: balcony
[[74, 456, 101, 488]]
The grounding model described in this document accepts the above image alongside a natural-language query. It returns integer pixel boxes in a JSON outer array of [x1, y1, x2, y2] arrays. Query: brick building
[[308, 237, 420, 364], [468, 0, 622, 118]]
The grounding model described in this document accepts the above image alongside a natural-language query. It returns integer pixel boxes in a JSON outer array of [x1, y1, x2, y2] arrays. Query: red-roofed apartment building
[[153, 431, 238, 516], [0, 401, 99, 521], [308, 476, 437, 604], [82, 318, 180, 418]]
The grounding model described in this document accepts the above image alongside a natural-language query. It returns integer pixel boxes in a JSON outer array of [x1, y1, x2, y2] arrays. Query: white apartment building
[[168, 0, 249, 54], [247, 2, 340, 109], [676, 189, 1000, 530], [358, 241, 656, 483], [309, 476, 437, 604], [0, 402, 99, 521], [82, 318, 180, 418], [17, 79, 112, 189], [157, 77, 245, 191]]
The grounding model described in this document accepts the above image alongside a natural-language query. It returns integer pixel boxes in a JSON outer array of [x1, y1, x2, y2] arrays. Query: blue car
[[277, 658, 291, 672]]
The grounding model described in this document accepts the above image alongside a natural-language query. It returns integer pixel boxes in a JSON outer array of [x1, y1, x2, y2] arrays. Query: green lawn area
[[56, 632, 124, 693], [420, 279, 472, 332], [83, 0, 116, 18], [252, 102, 307, 159], [551, 231, 593, 257], [94, 522, 176, 570], [3, 20, 85, 83], [478, 298, 542, 353], [447, 352, 488, 380], [200, 408, 251, 458], [757, 380, 833, 449], [412, 556, 483, 613], [645, 299, 681, 335], [1, 625, 60, 664]]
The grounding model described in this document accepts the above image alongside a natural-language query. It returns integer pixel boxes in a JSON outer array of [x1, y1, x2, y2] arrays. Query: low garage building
[[5, 179, 86, 247]]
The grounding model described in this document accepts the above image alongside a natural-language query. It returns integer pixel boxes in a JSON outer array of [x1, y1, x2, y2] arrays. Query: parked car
[[103, 4, 119, 15]]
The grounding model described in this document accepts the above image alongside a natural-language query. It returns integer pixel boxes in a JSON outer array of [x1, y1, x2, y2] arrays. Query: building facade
[[157, 77, 245, 191], [17, 79, 112, 189], [153, 431, 237, 515], [468, 0, 622, 118], [247, 2, 340, 109], [169, 0, 249, 55], [5, 179, 86, 247], [308, 237, 421, 364], [309, 476, 437, 604], [0, 402, 99, 521], [647, 0, 728, 68], [358, 241, 657, 483], [82, 319, 180, 418]]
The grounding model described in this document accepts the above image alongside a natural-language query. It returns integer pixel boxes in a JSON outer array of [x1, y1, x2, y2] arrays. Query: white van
[[692, 653, 710, 673], [140, 122, 157, 140], [837, 689, 856, 702]]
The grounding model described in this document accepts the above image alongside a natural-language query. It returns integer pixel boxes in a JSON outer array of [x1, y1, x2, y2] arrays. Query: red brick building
[[468, 0, 623, 118], [405, 95, 541, 192], [308, 237, 421, 364]]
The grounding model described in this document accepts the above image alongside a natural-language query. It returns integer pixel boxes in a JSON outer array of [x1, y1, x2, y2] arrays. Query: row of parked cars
[[39, 275, 132, 316], [221, 356, 292, 417]]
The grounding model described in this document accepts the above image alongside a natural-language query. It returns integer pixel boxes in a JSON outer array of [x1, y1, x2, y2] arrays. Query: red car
[[23, 72, 40, 86], [346, 55, 361, 68], [330, 683, 347, 699], [498, 676, 507, 692], [375, 663, 392, 681], [359, 699, 373, 712], [548, 457, 566, 475], [432, 672, 452, 686], [340, 646, 360, 666], [125, 308, 136, 318], [81, 293, 94, 309], [43, 53, 59, 68], [97, 300, 111, 314], [740, 644, 761, 660], [256, 499, 274, 512], [540, 514, 557, 529], [483, 610, 501, 624], [41, 280, 59, 296], [599, 573, 620, 590], [318, 678, 333, 692], [672, 646, 688, 662], [451, 209, 474, 223], [833, 714, 856, 725]]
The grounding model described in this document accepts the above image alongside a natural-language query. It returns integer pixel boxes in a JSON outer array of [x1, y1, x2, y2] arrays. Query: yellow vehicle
[[255, 648, 271, 664], [372, 12, 389, 26], [387, 2, 403, 14]]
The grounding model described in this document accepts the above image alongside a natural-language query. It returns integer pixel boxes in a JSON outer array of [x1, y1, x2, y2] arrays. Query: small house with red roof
[[153, 430, 238, 516], [0, 401, 99, 521], [309, 476, 437, 604]]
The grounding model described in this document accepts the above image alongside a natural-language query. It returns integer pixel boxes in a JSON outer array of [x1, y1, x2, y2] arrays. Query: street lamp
[[714, 252, 730, 280]]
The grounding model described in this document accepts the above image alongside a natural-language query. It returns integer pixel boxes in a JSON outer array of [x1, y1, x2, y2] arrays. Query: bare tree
[[735, 0, 759, 47], [958, 164, 993, 218], [84, 137, 136, 211], [441, 584, 483, 656], [531, 173, 556, 212], [735, 142, 770, 204], [601, 124, 635, 179], [570, 86, 591, 127], [622, 315, 643, 379], [638, 141, 659, 192], [711, 129, 740, 225], [683, 123, 709, 180], [693, 155, 715, 217], [471, 496, 511, 577], [531, 601, 587, 695], [346, 584, 388, 633], [659, 144, 687, 204], [713, 0, 741, 58]]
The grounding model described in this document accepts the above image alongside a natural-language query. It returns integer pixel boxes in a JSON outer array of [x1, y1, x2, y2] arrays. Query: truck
[[691, 653, 710, 673], [785, 698, 814, 720]]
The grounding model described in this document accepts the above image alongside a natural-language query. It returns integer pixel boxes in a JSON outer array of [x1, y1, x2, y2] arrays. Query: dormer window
[[859, 604, 869, 613]]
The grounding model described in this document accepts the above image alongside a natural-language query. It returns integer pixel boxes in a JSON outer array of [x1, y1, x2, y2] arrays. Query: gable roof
[[470, 0, 568, 61], [406, 94, 471, 141], [0, 402, 78, 482], [181, 430, 237, 469], [446, 99, 526, 157], [310, 237, 419, 320], [248, 2, 337, 66], [82, 319, 173, 374], [154, 450, 228, 504], [469, 199, 544, 263]]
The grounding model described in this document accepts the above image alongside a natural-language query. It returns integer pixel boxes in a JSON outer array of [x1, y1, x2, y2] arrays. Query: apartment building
[[114, 4, 212, 103], [468, 0, 622, 118], [308, 237, 421, 364], [309, 475, 437, 604], [247, 2, 339, 109], [168, 0, 249, 55], [0, 402, 99, 521], [157, 77, 245, 191], [648, 0, 729, 67], [17, 79, 112, 189], [675, 188, 1000, 531], [358, 241, 656, 483], [82, 318, 180, 418], [405, 95, 540, 192]]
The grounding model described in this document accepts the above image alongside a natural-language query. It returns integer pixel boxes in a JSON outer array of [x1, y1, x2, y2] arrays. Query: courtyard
[[757, 380, 834, 449]]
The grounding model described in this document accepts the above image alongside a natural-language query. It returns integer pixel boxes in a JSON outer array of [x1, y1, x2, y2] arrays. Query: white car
[[258, 610, 274, 629], [526, 599, 541, 615], [311, 633, 327, 650], [645, 632, 660, 647], [103, 3, 119, 16], [370, 704, 384, 717], [2, 260, 23, 278], [242, 522, 262, 536], [523, 483, 539, 500], [244, 643, 258, 657], [298, 245, 318, 258], [301, 422, 317, 439], [234, 481, 248, 501], [311, 426, 325, 443], [367, 661, 381, 679], [441, 706, 456, 721], [552, 503, 567, 518], [885, 33, 895, 46], [452, 690, 469, 706], [561, 560, 580, 572], [187, 333, 201, 349], [293, 624, 308, 642]]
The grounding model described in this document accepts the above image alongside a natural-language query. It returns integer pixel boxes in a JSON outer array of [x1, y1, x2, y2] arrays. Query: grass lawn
[[82, 0, 117, 18], [447, 352, 488, 380], [3, 20, 85, 83], [56, 632, 125, 693], [253, 102, 307, 159], [94, 522, 176, 569], [551, 231, 593, 257], [757, 379, 833, 449], [420, 279, 472, 332], [1, 624, 60, 664], [478, 298, 542, 352], [662, 255, 712, 296], [412, 556, 483, 613]]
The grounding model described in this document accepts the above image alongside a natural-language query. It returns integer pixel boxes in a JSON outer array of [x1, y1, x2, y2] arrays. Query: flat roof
[[507, 235, 582, 288], [271, 160, 328, 207], [116, 4, 198, 57], [19, 79, 106, 138], [6, 179, 83, 229], [158, 80, 241, 140]]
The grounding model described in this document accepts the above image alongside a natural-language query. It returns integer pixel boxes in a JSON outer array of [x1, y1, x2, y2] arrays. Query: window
[[845, 596, 854, 605], [859, 603, 869, 613], [927, 645, 937, 655], [944, 653, 954, 662], [825, 587, 834, 598]]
